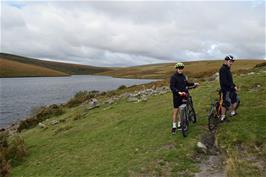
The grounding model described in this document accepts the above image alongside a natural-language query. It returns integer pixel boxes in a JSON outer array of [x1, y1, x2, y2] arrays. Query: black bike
[[180, 91, 197, 137], [208, 89, 240, 131]]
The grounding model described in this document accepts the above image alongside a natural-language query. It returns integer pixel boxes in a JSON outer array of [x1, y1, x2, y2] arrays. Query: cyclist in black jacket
[[219, 55, 238, 122], [170, 62, 199, 134]]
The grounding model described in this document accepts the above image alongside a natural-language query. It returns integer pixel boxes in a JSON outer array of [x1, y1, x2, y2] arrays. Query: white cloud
[[1, 1, 265, 66]]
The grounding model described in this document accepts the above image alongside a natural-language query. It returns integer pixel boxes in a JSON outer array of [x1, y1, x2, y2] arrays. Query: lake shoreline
[[2, 79, 166, 132], [0, 76, 162, 130]]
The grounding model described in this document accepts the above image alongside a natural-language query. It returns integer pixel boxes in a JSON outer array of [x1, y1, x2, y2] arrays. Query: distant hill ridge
[[100, 59, 265, 79], [0, 53, 264, 78], [0, 53, 112, 77]]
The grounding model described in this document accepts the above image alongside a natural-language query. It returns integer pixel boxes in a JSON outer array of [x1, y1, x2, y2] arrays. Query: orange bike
[[208, 89, 240, 131]]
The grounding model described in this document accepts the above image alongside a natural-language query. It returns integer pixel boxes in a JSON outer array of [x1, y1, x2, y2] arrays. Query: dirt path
[[195, 155, 225, 177], [195, 131, 226, 177]]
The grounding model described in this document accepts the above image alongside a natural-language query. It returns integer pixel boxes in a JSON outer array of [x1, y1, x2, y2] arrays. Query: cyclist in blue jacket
[[170, 62, 199, 134]]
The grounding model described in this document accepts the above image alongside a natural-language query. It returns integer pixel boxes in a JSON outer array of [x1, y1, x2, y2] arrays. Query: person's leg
[[230, 91, 238, 116], [172, 108, 179, 134], [231, 102, 237, 112], [172, 108, 179, 128], [221, 91, 230, 121], [221, 106, 226, 120], [172, 95, 182, 134]]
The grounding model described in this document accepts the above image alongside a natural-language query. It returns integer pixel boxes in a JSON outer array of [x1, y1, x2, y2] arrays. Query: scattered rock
[[127, 97, 139, 102], [103, 86, 170, 104], [105, 97, 120, 104], [208, 72, 219, 81], [214, 73, 219, 80], [197, 142, 208, 154], [247, 72, 255, 75], [38, 123, 47, 128], [135, 148, 139, 152], [90, 98, 98, 107], [159, 90, 168, 95], [50, 120, 59, 125], [248, 83, 263, 92], [87, 105, 100, 110], [120, 93, 131, 98], [140, 95, 148, 102], [105, 98, 115, 104]]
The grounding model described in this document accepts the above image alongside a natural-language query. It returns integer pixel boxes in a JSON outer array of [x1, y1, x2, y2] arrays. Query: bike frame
[[180, 94, 196, 137]]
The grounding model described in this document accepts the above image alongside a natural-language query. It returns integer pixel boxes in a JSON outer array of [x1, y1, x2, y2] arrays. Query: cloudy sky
[[1, 0, 265, 66]]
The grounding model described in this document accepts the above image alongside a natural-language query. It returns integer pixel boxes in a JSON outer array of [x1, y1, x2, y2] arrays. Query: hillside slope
[[0, 53, 112, 77], [100, 60, 265, 79], [0, 58, 69, 77], [11, 66, 266, 176]]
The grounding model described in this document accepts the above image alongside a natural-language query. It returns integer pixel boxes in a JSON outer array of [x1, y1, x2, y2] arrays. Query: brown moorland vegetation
[[100, 60, 265, 79], [0, 58, 69, 77]]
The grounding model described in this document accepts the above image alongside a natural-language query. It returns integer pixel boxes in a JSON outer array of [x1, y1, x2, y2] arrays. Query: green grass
[[10, 67, 266, 176]]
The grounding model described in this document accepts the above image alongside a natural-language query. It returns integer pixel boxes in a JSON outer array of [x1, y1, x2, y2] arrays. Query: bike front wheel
[[180, 108, 188, 137], [188, 104, 197, 123]]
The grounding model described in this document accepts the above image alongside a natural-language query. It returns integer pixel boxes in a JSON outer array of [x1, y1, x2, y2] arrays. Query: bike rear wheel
[[208, 105, 219, 131], [236, 96, 240, 110]]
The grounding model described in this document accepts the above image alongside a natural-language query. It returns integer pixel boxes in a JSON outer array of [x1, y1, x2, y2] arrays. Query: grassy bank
[[8, 66, 266, 176]]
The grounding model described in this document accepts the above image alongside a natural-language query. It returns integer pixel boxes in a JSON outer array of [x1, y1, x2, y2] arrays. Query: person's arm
[[170, 76, 180, 94], [185, 78, 200, 87], [229, 72, 236, 91], [219, 68, 231, 90], [185, 80, 194, 87]]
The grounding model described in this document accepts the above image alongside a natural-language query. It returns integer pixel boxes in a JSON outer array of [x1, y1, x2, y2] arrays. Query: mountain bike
[[208, 89, 240, 131], [179, 87, 197, 137]]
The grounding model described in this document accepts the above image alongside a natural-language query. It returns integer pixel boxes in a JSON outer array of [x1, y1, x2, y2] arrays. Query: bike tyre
[[181, 108, 188, 137]]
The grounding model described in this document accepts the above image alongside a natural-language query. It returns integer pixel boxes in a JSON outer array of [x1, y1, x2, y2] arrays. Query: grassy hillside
[[216, 67, 266, 176], [9, 66, 266, 176], [100, 60, 265, 79], [0, 58, 69, 77], [0, 53, 112, 77]]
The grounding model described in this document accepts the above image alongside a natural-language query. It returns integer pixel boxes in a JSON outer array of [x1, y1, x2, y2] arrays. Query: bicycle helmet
[[225, 55, 235, 61], [175, 62, 184, 69]]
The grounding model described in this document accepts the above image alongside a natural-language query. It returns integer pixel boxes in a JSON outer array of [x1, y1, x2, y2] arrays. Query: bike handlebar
[[187, 84, 198, 90]]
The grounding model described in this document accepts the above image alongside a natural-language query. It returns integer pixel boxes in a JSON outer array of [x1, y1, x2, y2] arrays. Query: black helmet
[[225, 55, 235, 61]]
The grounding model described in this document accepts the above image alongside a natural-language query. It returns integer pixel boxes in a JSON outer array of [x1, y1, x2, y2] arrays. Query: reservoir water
[[0, 75, 156, 128]]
